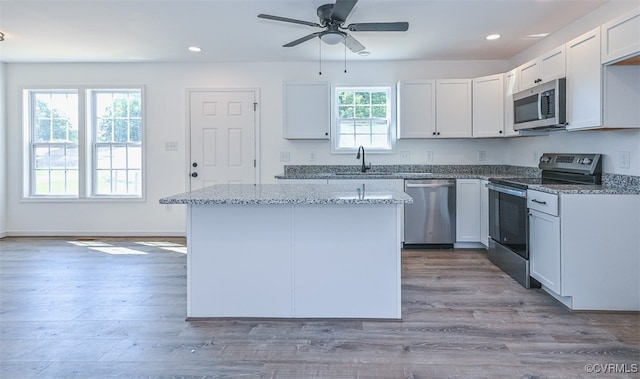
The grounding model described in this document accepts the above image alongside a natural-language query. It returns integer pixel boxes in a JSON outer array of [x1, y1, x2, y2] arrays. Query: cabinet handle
[[432, 132, 437, 136], [499, 130, 503, 134], [531, 199, 546, 204]]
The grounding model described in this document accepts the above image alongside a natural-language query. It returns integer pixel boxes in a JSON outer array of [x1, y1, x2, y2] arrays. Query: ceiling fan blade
[[258, 13, 321, 28], [283, 32, 324, 47], [343, 34, 365, 53], [330, 0, 358, 22], [347, 22, 409, 32]]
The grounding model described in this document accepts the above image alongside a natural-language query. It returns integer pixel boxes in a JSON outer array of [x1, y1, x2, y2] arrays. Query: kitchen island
[[160, 183, 413, 319]]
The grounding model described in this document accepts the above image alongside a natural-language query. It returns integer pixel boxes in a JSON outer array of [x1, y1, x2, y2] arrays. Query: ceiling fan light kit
[[258, 0, 409, 53]]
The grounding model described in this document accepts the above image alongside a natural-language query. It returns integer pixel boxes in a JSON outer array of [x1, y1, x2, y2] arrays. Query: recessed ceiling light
[[527, 33, 550, 38], [486, 34, 501, 40], [358, 51, 370, 56], [188, 46, 202, 52]]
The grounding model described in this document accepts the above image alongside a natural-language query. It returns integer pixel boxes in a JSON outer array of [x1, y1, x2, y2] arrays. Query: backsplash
[[283, 164, 542, 177]]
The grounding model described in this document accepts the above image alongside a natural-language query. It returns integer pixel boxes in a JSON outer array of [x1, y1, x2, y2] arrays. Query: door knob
[[192, 162, 198, 167], [191, 172, 198, 178]]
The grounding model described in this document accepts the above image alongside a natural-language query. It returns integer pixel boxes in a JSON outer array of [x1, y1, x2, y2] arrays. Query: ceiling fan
[[257, 0, 409, 53]]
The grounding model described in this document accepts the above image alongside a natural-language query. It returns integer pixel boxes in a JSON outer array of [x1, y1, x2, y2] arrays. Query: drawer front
[[527, 190, 559, 216]]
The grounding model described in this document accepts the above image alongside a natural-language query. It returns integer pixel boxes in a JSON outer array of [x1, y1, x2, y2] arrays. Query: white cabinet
[[455, 179, 481, 243], [529, 209, 561, 294], [502, 69, 520, 137], [566, 27, 602, 130], [518, 46, 566, 90], [479, 179, 489, 247], [601, 7, 640, 64], [397, 80, 436, 138], [283, 82, 330, 139], [436, 79, 472, 138], [472, 74, 504, 138]]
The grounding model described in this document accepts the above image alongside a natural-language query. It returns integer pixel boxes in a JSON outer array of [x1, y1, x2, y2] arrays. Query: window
[[24, 87, 144, 199], [332, 85, 395, 153]]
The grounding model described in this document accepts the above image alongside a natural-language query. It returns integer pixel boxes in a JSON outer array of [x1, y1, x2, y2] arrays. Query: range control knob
[[579, 157, 592, 165], [540, 156, 551, 163]]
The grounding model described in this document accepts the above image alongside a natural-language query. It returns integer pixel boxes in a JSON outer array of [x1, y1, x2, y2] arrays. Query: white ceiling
[[0, 0, 624, 63]]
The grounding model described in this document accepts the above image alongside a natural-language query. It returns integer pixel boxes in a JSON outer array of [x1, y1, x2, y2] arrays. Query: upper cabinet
[[397, 79, 471, 139], [283, 82, 330, 139], [601, 7, 640, 64], [518, 46, 566, 90], [397, 80, 436, 138], [566, 27, 602, 130], [436, 79, 473, 138], [502, 69, 520, 137], [472, 74, 504, 138]]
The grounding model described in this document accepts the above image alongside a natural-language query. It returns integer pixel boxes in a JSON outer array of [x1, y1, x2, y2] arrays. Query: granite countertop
[[159, 183, 413, 205], [275, 165, 640, 195]]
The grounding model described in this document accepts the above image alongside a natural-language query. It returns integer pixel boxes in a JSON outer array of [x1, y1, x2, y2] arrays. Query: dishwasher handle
[[405, 182, 455, 188]]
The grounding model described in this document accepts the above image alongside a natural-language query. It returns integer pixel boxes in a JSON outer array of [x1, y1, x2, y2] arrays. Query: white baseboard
[[0, 231, 7, 239]]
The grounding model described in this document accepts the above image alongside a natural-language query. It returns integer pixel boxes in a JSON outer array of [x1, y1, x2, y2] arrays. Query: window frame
[[21, 86, 146, 202], [331, 84, 397, 154]]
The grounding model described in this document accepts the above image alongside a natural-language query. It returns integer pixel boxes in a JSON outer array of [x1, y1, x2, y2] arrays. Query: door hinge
[[254, 159, 256, 168], [253, 102, 258, 111]]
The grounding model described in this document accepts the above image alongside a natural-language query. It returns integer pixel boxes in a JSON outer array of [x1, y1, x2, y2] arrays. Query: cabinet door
[[455, 179, 481, 242], [397, 80, 436, 138], [503, 69, 520, 137], [436, 79, 472, 138], [518, 46, 565, 90], [283, 82, 330, 139], [601, 7, 640, 64], [529, 210, 561, 294], [566, 28, 602, 130], [539, 46, 566, 83], [472, 74, 504, 138]]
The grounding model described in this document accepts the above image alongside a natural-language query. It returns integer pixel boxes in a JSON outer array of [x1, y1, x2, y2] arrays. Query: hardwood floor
[[1, 237, 638, 378]]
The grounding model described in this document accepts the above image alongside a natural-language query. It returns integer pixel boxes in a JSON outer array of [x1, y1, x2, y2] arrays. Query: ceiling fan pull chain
[[344, 43, 347, 73], [319, 39, 323, 75]]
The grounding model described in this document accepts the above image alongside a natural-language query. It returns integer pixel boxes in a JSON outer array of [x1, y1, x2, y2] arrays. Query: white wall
[[0, 62, 7, 237], [4, 60, 510, 236]]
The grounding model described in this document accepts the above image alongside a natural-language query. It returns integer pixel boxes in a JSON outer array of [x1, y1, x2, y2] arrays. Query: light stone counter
[[159, 183, 413, 205]]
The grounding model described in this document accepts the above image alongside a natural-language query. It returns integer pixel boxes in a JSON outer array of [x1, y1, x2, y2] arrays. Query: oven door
[[487, 183, 528, 259]]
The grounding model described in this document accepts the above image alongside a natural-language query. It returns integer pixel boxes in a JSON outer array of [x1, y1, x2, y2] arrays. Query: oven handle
[[486, 183, 527, 198]]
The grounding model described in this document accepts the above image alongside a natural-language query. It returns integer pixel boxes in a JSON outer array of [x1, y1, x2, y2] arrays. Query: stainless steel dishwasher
[[403, 179, 456, 248]]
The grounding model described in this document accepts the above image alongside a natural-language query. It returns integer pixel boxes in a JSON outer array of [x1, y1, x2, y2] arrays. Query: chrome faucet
[[356, 146, 371, 173]]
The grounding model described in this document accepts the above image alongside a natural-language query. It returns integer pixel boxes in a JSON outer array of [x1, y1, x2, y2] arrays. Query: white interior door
[[189, 90, 257, 189]]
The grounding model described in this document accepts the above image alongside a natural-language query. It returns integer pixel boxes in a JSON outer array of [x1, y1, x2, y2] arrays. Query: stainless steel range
[[486, 153, 602, 288]]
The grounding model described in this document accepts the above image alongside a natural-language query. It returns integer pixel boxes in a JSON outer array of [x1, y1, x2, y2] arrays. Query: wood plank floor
[[0, 237, 638, 378]]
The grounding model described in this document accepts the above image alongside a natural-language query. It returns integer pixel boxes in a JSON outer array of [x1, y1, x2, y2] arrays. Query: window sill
[[21, 196, 145, 203]]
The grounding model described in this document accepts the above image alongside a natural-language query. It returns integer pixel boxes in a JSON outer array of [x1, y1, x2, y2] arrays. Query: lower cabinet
[[479, 179, 489, 247], [455, 179, 481, 243], [529, 209, 561, 293]]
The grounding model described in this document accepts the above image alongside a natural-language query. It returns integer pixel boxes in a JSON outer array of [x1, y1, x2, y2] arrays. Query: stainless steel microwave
[[513, 78, 566, 131]]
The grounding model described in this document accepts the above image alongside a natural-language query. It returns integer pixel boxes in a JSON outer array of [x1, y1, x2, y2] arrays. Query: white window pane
[[339, 135, 355, 149], [355, 135, 370, 146], [111, 146, 128, 169], [128, 146, 142, 169], [34, 147, 50, 169], [34, 170, 50, 195], [355, 120, 370, 134], [49, 170, 67, 195], [128, 170, 142, 195], [95, 170, 112, 194], [66, 170, 79, 195], [371, 121, 388, 134], [113, 170, 128, 194], [96, 146, 112, 169], [339, 120, 354, 134], [50, 147, 66, 169], [67, 147, 79, 169], [371, 135, 389, 148]]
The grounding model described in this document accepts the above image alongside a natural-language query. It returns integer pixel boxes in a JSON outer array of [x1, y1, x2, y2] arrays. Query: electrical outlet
[[400, 151, 410, 161], [280, 152, 290, 162], [425, 151, 434, 163], [619, 151, 631, 169], [478, 150, 486, 162], [164, 141, 178, 151], [309, 151, 316, 161]]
